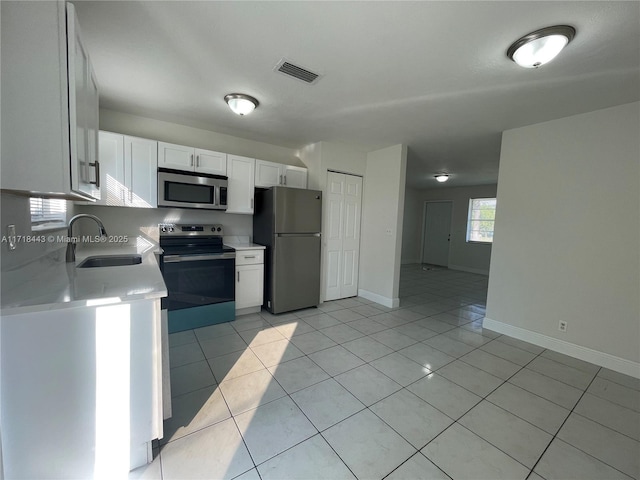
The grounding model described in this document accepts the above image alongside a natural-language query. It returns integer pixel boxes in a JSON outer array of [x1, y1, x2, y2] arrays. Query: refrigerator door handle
[[275, 233, 321, 237]]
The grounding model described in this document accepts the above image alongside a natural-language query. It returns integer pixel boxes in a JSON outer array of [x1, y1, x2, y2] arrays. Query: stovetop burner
[[159, 223, 233, 254]]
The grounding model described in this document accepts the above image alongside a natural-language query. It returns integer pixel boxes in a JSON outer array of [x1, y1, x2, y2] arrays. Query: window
[[466, 198, 496, 243], [30, 198, 67, 231]]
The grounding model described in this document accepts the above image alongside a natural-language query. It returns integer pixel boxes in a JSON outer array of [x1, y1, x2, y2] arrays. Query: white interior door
[[324, 171, 363, 301], [422, 201, 453, 266]]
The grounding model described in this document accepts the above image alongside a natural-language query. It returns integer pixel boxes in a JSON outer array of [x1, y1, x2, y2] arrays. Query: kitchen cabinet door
[[283, 165, 308, 189], [95, 131, 126, 206], [236, 264, 264, 310], [1, 1, 100, 201], [255, 159, 308, 189], [67, 3, 100, 201], [226, 154, 255, 214], [255, 159, 282, 187], [195, 148, 227, 176], [158, 142, 195, 171], [125, 136, 158, 208]]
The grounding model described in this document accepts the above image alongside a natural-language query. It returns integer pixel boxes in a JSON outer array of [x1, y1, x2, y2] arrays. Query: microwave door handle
[[215, 185, 220, 207]]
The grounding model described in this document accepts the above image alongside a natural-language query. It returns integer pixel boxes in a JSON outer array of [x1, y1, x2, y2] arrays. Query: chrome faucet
[[65, 214, 108, 262]]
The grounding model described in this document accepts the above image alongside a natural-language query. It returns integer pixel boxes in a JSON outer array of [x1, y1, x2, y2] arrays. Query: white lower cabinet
[[235, 249, 264, 313], [1, 298, 164, 478]]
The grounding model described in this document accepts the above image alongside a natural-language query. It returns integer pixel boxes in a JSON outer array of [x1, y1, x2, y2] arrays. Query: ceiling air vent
[[274, 58, 321, 84]]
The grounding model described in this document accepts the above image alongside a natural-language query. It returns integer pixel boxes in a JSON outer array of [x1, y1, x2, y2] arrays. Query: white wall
[[99, 108, 302, 166], [485, 102, 640, 376], [402, 184, 498, 274], [359, 144, 407, 306]]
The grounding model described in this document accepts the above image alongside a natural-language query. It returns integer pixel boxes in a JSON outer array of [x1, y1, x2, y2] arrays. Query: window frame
[[466, 197, 497, 244], [30, 198, 67, 232]]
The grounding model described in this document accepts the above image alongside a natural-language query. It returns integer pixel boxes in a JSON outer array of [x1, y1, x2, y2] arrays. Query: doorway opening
[[420, 201, 453, 268]]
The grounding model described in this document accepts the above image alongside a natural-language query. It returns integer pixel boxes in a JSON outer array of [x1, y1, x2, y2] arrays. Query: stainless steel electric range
[[159, 223, 236, 333]]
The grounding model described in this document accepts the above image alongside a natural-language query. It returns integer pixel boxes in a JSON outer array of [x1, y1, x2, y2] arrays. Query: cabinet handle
[[196, 155, 200, 167], [283, 175, 287, 185], [237, 271, 240, 282], [279, 174, 282, 185], [190, 154, 194, 167], [251, 198, 254, 209], [89, 161, 100, 188], [243, 255, 256, 259]]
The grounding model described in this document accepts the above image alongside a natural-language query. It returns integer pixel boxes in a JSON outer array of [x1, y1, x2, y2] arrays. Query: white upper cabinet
[[255, 160, 282, 187], [68, 4, 100, 201], [255, 159, 307, 189], [226, 155, 255, 214], [125, 136, 158, 208], [95, 132, 125, 206], [283, 165, 308, 189], [157, 142, 193, 171], [195, 148, 227, 176], [92, 131, 157, 208], [158, 142, 227, 176], [1, 1, 100, 201]]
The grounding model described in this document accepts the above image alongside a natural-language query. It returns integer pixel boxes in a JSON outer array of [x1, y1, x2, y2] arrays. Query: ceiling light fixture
[[507, 25, 576, 68], [224, 94, 259, 116], [435, 174, 449, 183]]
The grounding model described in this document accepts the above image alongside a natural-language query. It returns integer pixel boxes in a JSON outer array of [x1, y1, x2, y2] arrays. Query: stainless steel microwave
[[158, 168, 228, 210]]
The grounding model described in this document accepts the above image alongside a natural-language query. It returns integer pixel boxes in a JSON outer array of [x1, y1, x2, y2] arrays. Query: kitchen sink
[[77, 254, 143, 268]]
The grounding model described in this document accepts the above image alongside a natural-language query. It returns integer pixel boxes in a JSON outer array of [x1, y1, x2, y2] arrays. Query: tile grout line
[[524, 368, 611, 479]]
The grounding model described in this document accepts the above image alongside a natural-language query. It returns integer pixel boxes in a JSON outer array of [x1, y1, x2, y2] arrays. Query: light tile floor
[[131, 265, 640, 480]]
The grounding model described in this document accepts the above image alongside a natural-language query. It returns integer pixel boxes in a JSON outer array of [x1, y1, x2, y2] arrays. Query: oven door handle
[[163, 253, 236, 263]]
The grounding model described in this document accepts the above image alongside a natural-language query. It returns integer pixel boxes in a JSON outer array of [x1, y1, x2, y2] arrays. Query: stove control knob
[[217, 227, 222, 232], [168, 226, 174, 233]]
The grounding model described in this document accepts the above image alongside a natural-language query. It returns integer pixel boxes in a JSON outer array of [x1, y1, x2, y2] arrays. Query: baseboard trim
[[483, 317, 640, 379], [236, 306, 261, 316], [448, 264, 489, 276], [357, 289, 399, 308], [401, 258, 420, 265]]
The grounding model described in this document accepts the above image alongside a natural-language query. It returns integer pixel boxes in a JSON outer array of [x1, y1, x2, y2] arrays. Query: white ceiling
[[74, 1, 640, 189]]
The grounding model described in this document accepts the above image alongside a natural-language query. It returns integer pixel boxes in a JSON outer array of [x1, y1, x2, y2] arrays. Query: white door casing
[[324, 172, 363, 301], [422, 201, 453, 266]]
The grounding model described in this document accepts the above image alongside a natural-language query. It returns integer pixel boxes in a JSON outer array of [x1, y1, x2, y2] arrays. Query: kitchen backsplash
[[74, 204, 253, 241]]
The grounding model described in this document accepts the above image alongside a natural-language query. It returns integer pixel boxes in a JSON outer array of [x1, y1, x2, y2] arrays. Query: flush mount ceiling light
[[434, 174, 449, 183], [224, 94, 259, 116], [507, 25, 576, 68]]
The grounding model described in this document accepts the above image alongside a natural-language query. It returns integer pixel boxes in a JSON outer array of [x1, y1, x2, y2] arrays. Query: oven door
[[158, 170, 225, 210], [161, 253, 235, 311]]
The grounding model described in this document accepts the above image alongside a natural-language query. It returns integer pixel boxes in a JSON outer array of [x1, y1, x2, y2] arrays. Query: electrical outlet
[[385, 228, 392, 236], [558, 320, 568, 332], [7, 224, 16, 251]]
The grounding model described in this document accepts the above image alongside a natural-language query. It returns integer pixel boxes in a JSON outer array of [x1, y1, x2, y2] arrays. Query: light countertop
[[225, 242, 266, 251], [223, 236, 266, 251], [0, 236, 167, 316]]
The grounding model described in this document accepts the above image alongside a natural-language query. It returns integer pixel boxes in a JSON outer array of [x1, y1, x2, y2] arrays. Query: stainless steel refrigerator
[[253, 187, 322, 314]]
